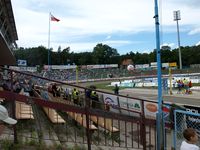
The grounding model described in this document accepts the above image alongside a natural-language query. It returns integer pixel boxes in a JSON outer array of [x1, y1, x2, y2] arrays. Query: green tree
[[92, 43, 119, 64]]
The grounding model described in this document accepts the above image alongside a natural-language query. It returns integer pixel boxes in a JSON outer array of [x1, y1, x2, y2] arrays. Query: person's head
[[183, 128, 198, 144], [0, 105, 17, 125]]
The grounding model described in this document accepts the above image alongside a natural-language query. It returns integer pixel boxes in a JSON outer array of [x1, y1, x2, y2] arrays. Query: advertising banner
[[17, 59, 27, 66], [119, 97, 141, 116], [144, 102, 158, 119], [184, 105, 200, 134], [103, 94, 119, 113], [144, 101, 170, 120]]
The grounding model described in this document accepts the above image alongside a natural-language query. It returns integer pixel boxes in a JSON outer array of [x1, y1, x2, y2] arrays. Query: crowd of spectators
[[0, 71, 36, 97], [37, 68, 132, 82]]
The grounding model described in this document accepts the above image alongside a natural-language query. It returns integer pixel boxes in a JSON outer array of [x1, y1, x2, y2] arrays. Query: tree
[[92, 43, 119, 64], [61, 47, 70, 65], [161, 45, 171, 51], [13, 44, 200, 68]]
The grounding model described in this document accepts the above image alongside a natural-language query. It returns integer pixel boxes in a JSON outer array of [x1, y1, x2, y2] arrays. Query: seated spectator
[[52, 83, 57, 97], [0, 105, 17, 135], [13, 81, 22, 93]]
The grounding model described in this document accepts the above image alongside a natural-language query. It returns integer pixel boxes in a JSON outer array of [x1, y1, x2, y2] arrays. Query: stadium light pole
[[154, 0, 163, 149], [173, 10, 182, 70]]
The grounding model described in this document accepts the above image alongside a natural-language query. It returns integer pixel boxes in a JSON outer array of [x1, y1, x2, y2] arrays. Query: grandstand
[[0, 0, 18, 65], [1, 1, 200, 150]]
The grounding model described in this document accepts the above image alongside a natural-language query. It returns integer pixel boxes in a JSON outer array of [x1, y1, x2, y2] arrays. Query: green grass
[[94, 82, 126, 91], [192, 83, 200, 86]]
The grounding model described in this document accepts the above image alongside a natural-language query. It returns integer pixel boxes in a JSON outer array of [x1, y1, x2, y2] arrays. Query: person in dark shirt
[[52, 84, 57, 97], [114, 84, 119, 95]]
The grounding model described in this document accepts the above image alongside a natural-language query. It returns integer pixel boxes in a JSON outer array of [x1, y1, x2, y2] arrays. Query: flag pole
[[48, 12, 51, 70]]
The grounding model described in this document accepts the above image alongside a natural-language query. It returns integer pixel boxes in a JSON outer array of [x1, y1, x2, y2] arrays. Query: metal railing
[[0, 67, 158, 150], [173, 109, 200, 150]]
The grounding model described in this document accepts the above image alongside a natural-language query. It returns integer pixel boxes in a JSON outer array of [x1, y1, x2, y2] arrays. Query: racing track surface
[[120, 88, 200, 106]]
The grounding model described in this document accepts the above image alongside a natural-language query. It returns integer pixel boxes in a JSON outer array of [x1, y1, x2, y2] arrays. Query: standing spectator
[[86, 85, 96, 99], [114, 84, 119, 95], [177, 80, 183, 94], [72, 88, 79, 105], [90, 91, 99, 109], [180, 128, 199, 150], [188, 81, 193, 94]]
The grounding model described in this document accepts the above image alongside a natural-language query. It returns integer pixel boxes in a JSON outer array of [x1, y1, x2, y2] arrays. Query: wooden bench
[[43, 107, 65, 123], [48, 92, 97, 130], [90, 116, 119, 132], [68, 112, 97, 130], [34, 89, 65, 124], [15, 101, 34, 119]]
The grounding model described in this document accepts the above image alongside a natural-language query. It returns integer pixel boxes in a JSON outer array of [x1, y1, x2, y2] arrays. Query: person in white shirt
[[180, 128, 200, 150]]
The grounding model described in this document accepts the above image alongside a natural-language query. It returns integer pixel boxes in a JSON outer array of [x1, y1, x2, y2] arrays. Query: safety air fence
[[173, 109, 200, 150], [0, 67, 176, 150]]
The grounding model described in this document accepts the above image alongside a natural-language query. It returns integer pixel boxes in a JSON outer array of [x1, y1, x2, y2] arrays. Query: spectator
[[177, 80, 183, 94], [180, 128, 199, 150], [64, 88, 69, 100], [86, 85, 96, 99], [13, 81, 22, 93], [72, 88, 80, 105], [52, 83, 57, 97], [114, 84, 119, 95], [0, 105, 17, 135], [90, 91, 99, 109]]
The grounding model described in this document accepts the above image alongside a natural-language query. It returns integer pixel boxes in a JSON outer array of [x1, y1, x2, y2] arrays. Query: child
[[180, 128, 199, 150]]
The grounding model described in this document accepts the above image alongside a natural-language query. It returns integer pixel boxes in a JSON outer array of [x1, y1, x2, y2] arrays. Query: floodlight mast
[[173, 10, 182, 69], [154, 0, 164, 149]]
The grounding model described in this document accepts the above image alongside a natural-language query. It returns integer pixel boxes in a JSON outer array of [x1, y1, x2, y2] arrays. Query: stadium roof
[[0, 0, 18, 65]]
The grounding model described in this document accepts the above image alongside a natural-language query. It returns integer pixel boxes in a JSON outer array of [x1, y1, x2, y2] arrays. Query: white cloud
[[141, 50, 151, 54], [57, 40, 134, 53], [103, 40, 133, 46], [161, 43, 176, 49], [11, 0, 200, 53], [196, 41, 200, 46], [188, 28, 200, 35], [106, 36, 111, 40]]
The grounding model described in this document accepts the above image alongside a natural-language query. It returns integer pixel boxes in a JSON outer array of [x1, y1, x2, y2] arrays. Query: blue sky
[[12, 0, 200, 55]]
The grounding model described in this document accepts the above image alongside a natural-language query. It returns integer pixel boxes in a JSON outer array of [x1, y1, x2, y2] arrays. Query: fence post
[[141, 101, 146, 150], [173, 110, 177, 150], [85, 89, 91, 150], [10, 70, 18, 143]]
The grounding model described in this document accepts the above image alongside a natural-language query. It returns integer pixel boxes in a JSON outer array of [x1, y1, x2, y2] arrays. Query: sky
[[12, 0, 200, 55]]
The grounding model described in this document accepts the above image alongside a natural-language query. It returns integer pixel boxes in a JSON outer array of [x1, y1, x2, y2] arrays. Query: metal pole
[[48, 12, 51, 70], [176, 19, 182, 69], [76, 66, 79, 85], [169, 68, 173, 95], [10, 71, 18, 143], [154, 0, 163, 149], [84, 89, 91, 150]]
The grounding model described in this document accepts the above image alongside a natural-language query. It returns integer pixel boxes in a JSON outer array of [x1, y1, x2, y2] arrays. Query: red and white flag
[[50, 14, 60, 22]]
